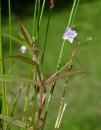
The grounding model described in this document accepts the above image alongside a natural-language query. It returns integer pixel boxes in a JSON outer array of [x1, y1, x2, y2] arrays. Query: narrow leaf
[[17, 16, 35, 54], [0, 75, 39, 86], [0, 33, 23, 45], [4, 55, 38, 66], [45, 70, 88, 85], [17, 16, 32, 46], [0, 114, 32, 130], [19, 33, 28, 45], [0, 107, 39, 130]]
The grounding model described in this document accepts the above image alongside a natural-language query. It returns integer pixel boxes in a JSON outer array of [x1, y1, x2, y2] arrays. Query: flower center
[[67, 33, 73, 37]]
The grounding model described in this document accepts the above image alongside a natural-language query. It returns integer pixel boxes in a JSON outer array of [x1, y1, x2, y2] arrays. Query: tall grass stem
[[32, 0, 38, 37], [8, 0, 14, 115], [40, 10, 51, 71], [0, 0, 7, 125], [39, 0, 46, 27]]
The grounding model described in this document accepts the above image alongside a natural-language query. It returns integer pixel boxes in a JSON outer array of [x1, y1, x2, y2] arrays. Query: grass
[[1, 0, 101, 130]]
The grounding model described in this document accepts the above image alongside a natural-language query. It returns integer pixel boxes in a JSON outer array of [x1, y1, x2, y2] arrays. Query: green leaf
[[0, 114, 32, 129], [0, 33, 23, 45], [0, 75, 39, 86], [5, 55, 38, 66], [0, 107, 39, 130], [45, 70, 88, 85], [17, 16, 34, 54], [19, 33, 28, 45], [17, 16, 32, 46]]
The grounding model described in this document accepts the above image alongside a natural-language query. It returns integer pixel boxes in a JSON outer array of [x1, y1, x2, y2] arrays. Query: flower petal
[[72, 31, 77, 37], [68, 37, 73, 43], [62, 33, 68, 39]]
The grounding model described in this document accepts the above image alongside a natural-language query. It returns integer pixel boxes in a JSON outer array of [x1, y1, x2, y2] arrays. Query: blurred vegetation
[[1, 0, 96, 16], [1, 0, 101, 130]]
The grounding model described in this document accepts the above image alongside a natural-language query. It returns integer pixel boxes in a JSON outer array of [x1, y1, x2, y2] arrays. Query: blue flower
[[62, 28, 77, 43], [20, 46, 27, 54]]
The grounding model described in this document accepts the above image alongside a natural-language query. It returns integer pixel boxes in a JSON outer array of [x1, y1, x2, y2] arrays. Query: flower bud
[[20, 46, 27, 54]]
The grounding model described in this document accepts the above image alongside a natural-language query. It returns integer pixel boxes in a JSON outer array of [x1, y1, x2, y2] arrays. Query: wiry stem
[[55, 76, 68, 129], [34, 64, 44, 130]]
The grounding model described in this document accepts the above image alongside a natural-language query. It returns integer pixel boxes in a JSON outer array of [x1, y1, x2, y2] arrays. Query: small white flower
[[20, 46, 27, 54], [62, 27, 77, 43]]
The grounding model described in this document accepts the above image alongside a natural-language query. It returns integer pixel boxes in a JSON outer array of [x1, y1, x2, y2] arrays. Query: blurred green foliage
[[1, 0, 95, 16]]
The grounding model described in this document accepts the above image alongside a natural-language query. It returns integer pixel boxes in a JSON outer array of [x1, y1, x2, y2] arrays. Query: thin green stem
[[70, 0, 80, 27], [30, 86, 37, 127], [39, 0, 46, 27], [0, 94, 2, 128], [8, 0, 13, 124], [0, 0, 3, 74], [40, 10, 51, 71], [36, 0, 41, 46], [10, 84, 23, 116], [32, 0, 38, 37], [6, 84, 23, 130], [8, 0, 13, 129], [23, 85, 30, 130], [8, 0, 12, 68], [67, 0, 77, 27], [0, 0, 7, 125]]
